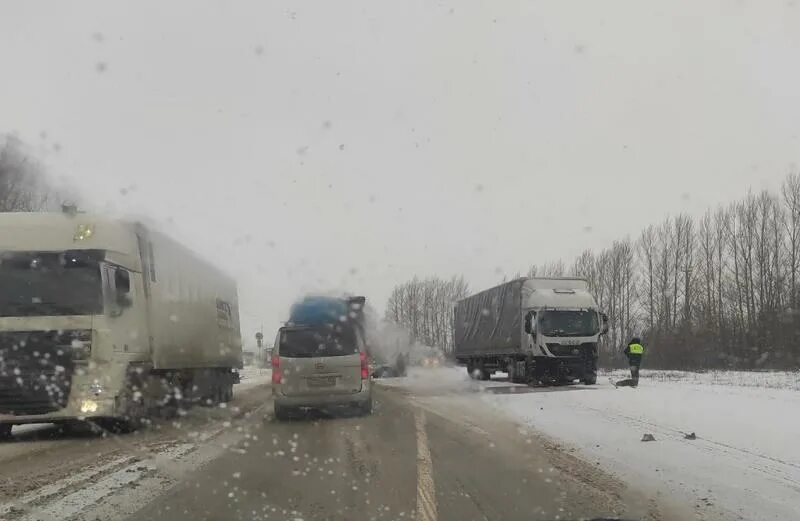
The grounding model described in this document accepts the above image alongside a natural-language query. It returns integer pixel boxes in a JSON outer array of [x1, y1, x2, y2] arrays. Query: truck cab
[[0, 212, 242, 437], [519, 279, 607, 384], [0, 214, 150, 433]]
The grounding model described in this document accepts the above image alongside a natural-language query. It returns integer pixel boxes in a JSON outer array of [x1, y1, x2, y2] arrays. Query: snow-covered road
[[379, 366, 800, 521], [0, 372, 272, 520]]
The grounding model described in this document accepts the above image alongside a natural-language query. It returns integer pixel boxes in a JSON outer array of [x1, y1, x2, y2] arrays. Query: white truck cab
[[0, 212, 242, 436]]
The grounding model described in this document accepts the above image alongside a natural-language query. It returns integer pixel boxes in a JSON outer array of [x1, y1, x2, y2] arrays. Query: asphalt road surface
[[0, 371, 682, 521]]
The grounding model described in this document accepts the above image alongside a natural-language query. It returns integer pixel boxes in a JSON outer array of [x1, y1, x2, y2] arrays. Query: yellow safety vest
[[628, 343, 644, 354]]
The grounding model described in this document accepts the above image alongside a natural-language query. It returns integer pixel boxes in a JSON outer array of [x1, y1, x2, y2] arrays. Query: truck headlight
[[80, 399, 99, 413]]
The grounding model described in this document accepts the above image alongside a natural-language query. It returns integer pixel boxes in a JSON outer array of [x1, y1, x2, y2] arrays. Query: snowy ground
[[601, 368, 800, 391], [379, 366, 800, 521], [237, 365, 272, 390]]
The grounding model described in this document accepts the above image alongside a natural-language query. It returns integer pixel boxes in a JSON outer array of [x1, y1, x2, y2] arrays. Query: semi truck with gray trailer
[[454, 277, 607, 385], [0, 212, 243, 436]]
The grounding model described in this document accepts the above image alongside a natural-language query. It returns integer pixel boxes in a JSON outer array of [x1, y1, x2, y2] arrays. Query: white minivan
[[271, 324, 372, 419]]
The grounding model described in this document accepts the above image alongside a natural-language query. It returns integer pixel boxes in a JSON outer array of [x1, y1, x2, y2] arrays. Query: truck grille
[[546, 343, 584, 357], [0, 331, 76, 415]]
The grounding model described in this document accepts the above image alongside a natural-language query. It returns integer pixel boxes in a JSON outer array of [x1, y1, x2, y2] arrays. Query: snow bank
[[237, 366, 272, 390], [385, 366, 800, 521], [601, 368, 800, 391]]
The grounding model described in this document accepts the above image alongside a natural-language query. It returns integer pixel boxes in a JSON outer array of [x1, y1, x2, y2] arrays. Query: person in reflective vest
[[615, 337, 645, 387]]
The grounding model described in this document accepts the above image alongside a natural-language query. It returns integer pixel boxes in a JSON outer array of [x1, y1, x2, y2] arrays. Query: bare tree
[[0, 135, 60, 212], [527, 260, 565, 278], [386, 275, 469, 352], [782, 172, 800, 308], [637, 225, 656, 334]]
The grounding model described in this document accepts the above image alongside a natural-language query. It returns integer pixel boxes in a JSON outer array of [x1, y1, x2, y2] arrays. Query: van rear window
[[279, 327, 358, 358]]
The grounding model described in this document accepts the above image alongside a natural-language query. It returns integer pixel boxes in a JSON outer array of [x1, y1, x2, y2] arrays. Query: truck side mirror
[[601, 313, 609, 334], [115, 269, 133, 309], [524, 311, 536, 335]]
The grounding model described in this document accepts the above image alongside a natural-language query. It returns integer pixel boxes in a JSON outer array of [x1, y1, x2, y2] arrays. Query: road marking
[[415, 409, 438, 521], [0, 455, 135, 516], [17, 443, 196, 521]]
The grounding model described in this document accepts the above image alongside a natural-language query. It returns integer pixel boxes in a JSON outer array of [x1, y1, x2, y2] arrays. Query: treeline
[[384, 276, 469, 353], [563, 174, 800, 370], [386, 172, 800, 371], [0, 135, 60, 212]]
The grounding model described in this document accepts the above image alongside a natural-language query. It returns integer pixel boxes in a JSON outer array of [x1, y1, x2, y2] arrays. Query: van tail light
[[360, 352, 369, 380], [271, 355, 282, 384]]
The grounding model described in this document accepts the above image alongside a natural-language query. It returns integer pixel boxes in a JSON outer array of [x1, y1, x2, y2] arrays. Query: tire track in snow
[[0, 455, 136, 517], [0, 403, 266, 521], [14, 443, 196, 521], [415, 409, 437, 521]]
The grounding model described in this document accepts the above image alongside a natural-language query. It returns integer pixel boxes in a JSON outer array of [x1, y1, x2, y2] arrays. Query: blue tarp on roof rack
[[288, 296, 351, 326]]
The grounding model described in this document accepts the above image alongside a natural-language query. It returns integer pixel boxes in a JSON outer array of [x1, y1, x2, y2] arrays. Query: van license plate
[[308, 376, 336, 387]]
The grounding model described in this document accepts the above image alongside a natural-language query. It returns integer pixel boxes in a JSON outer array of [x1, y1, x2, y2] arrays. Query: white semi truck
[[0, 212, 242, 436], [454, 277, 608, 385]]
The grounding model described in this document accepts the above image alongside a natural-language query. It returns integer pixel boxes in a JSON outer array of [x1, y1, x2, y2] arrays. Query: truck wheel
[[507, 362, 523, 384], [114, 379, 148, 432], [159, 399, 180, 419], [208, 384, 223, 406], [274, 403, 292, 421], [466, 364, 476, 379], [223, 383, 234, 403], [0, 424, 12, 440], [582, 346, 599, 386], [115, 413, 144, 433], [480, 369, 491, 381]]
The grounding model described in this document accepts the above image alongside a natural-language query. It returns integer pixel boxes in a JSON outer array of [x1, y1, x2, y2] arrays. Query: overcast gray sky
[[2, 1, 799, 344]]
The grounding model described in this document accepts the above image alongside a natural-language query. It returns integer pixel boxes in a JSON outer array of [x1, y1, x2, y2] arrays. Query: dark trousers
[[616, 365, 641, 387]]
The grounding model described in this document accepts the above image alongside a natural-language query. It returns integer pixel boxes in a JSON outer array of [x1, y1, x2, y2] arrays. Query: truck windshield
[[279, 327, 359, 358], [539, 310, 599, 337], [0, 251, 103, 317]]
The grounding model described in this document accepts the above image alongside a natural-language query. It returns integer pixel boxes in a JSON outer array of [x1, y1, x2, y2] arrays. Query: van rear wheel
[[0, 424, 12, 440], [358, 395, 373, 416]]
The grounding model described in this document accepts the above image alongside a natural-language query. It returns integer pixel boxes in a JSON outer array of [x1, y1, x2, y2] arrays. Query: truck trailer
[[454, 277, 607, 385], [0, 212, 242, 436]]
